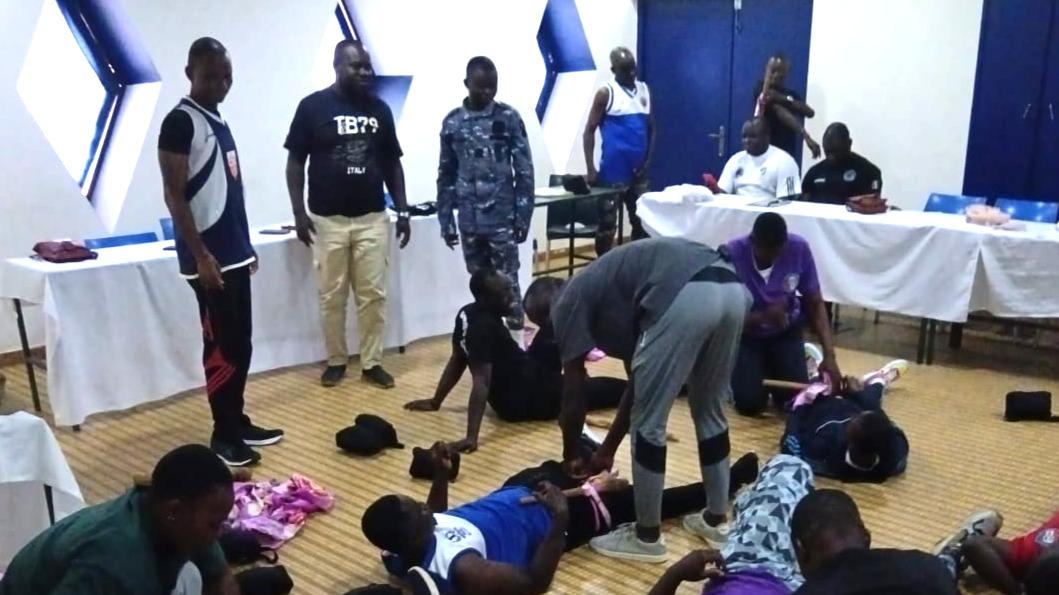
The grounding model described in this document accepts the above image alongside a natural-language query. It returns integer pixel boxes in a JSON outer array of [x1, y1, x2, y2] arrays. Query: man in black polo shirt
[[791, 489, 958, 594], [285, 40, 411, 389], [753, 53, 820, 160], [403, 269, 625, 453], [801, 123, 882, 205]]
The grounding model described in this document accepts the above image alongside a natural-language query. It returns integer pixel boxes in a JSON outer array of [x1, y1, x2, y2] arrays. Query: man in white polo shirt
[[713, 118, 801, 200]]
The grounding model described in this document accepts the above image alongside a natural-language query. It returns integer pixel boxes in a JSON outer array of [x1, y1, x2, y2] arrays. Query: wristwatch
[[396, 210, 410, 220]]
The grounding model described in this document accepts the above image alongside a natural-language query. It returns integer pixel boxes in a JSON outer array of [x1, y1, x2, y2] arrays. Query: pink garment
[[226, 474, 335, 549], [789, 376, 833, 411]]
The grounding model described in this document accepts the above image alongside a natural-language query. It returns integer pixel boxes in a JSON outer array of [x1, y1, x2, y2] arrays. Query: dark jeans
[[596, 178, 649, 255], [502, 462, 705, 550], [732, 324, 809, 416], [490, 376, 627, 422], [845, 382, 884, 412], [189, 266, 252, 442]]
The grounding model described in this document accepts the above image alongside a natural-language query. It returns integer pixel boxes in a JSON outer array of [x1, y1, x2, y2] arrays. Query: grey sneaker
[[683, 510, 731, 547], [933, 509, 1003, 569], [589, 523, 667, 564]]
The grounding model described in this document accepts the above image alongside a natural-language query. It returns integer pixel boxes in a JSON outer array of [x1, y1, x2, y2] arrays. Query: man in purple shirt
[[725, 213, 841, 416]]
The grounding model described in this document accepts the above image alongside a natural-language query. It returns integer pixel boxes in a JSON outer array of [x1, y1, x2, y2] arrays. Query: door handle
[[707, 125, 726, 158], [1050, 102, 1055, 121], [1023, 103, 1034, 119]]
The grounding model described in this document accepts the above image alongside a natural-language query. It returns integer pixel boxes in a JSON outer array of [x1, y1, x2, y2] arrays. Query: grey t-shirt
[[551, 237, 723, 363]]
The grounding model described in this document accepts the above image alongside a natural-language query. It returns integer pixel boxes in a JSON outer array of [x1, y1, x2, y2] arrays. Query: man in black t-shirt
[[791, 489, 958, 594], [753, 53, 820, 161], [285, 40, 411, 390], [403, 268, 625, 454], [801, 123, 882, 205]]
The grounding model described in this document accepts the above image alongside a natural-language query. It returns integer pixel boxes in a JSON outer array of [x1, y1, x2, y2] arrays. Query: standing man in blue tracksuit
[[583, 46, 655, 255], [437, 56, 535, 335]]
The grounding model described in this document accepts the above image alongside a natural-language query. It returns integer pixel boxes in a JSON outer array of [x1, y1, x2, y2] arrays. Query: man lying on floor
[[404, 267, 626, 453], [0, 444, 237, 595], [780, 360, 910, 483], [360, 443, 759, 595]]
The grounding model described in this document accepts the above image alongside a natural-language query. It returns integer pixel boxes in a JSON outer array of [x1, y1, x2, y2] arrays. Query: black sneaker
[[211, 436, 261, 467], [362, 365, 395, 389], [321, 364, 347, 387], [729, 452, 760, 498], [406, 567, 440, 595], [240, 422, 284, 447]]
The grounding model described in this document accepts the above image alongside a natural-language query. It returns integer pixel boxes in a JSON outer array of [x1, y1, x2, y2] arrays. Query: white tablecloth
[[638, 193, 1059, 323], [0, 412, 84, 568], [0, 216, 531, 426]]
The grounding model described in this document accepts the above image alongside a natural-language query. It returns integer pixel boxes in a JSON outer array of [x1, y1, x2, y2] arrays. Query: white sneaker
[[682, 510, 731, 547], [804, 343, 824, 379], [862, 359, 909, 388], [589, 523, 668, 564]]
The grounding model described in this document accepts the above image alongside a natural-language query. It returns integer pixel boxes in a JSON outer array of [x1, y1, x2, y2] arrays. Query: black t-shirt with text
[[794, 548, 958, 595], [802, 152, 882, 205], [753, 81, 802, 158], [284, 88, 402, 218]]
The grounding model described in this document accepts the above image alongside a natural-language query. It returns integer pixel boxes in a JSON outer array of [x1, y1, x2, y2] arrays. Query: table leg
[[399, 346, 406, 354], [916, 318, 928, 365], [44, 484, 55, 525], [926, 320, 938, 365], [948, 323, 963, 350], [13, 299, 42, 412], [567, 202, 575, 278]]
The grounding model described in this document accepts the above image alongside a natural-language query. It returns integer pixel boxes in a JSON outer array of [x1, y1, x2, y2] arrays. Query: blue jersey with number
[[388, 487, 553, 594]]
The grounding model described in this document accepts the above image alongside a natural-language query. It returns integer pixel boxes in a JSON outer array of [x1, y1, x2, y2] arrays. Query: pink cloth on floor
[[227, 474, 335, 549], [585, 348, 606, 362]]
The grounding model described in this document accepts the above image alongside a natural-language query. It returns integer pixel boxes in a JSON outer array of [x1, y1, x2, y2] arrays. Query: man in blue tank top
[[583, 47, 655, 255], [158, 38, 282, 467]]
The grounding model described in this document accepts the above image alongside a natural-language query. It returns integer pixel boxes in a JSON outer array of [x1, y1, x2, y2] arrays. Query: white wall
[[0, 0, 636, 352], [803, 0, 984, 210]]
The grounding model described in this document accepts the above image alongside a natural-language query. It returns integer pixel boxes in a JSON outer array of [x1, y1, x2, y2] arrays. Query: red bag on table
[[32, 241, 98, 263]]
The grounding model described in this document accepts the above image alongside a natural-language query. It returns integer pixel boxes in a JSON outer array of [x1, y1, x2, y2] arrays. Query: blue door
[[963, 0, 1053, 199], [728, 0, 815, 166], [1031, 2, 1059, 202], [639, 0, 735, 189]]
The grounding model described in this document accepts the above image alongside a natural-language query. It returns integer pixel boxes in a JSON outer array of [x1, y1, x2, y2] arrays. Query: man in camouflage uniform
[[437, 56, 535, 331]]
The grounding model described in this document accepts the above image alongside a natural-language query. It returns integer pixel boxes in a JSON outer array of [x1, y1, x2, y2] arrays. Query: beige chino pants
[[310, 211, 389, 369]]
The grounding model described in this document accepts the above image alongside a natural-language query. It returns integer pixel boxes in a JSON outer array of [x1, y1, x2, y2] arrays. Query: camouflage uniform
[[437, 100, 534, 328]]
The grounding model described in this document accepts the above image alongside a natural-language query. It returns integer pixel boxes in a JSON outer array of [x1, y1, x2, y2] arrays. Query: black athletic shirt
[[452, 303, 528, 400], [802, 152, 882, 205], [284, 88, 402, 218], [752, 81, 803, 159], [794, 548, 958, 595]]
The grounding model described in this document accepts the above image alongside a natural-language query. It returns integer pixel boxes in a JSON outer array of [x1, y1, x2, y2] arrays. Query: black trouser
[[502, 462, 705, 550], [731, 324, 808, 416], [189, 266, 252, 443], [490, 376, 627, 422], [595, 179, 650, 256]]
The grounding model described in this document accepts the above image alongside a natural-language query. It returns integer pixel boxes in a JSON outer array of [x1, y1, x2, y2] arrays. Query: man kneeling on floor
[[404, 268, 626, 453], [360, 443, 760, 595], [780, 361, 909, 483], [0, 444, 237, 595]]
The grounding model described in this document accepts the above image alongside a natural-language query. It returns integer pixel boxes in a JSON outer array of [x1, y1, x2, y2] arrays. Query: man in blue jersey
[[583, 47, 655, 254], [362, 444, 759, 595], [158, 38, 283, 467]]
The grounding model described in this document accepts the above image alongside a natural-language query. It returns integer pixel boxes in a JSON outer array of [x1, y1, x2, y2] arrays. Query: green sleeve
[[50, 564, 134, 595], [192, 541, 228, 583]]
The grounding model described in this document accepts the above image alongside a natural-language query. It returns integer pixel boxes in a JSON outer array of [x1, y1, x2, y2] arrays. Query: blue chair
[[159, 217, 175, 240], [993, 197, 1059, 223], [923, 193, 988, 214], [83, 231, 159, 250]]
